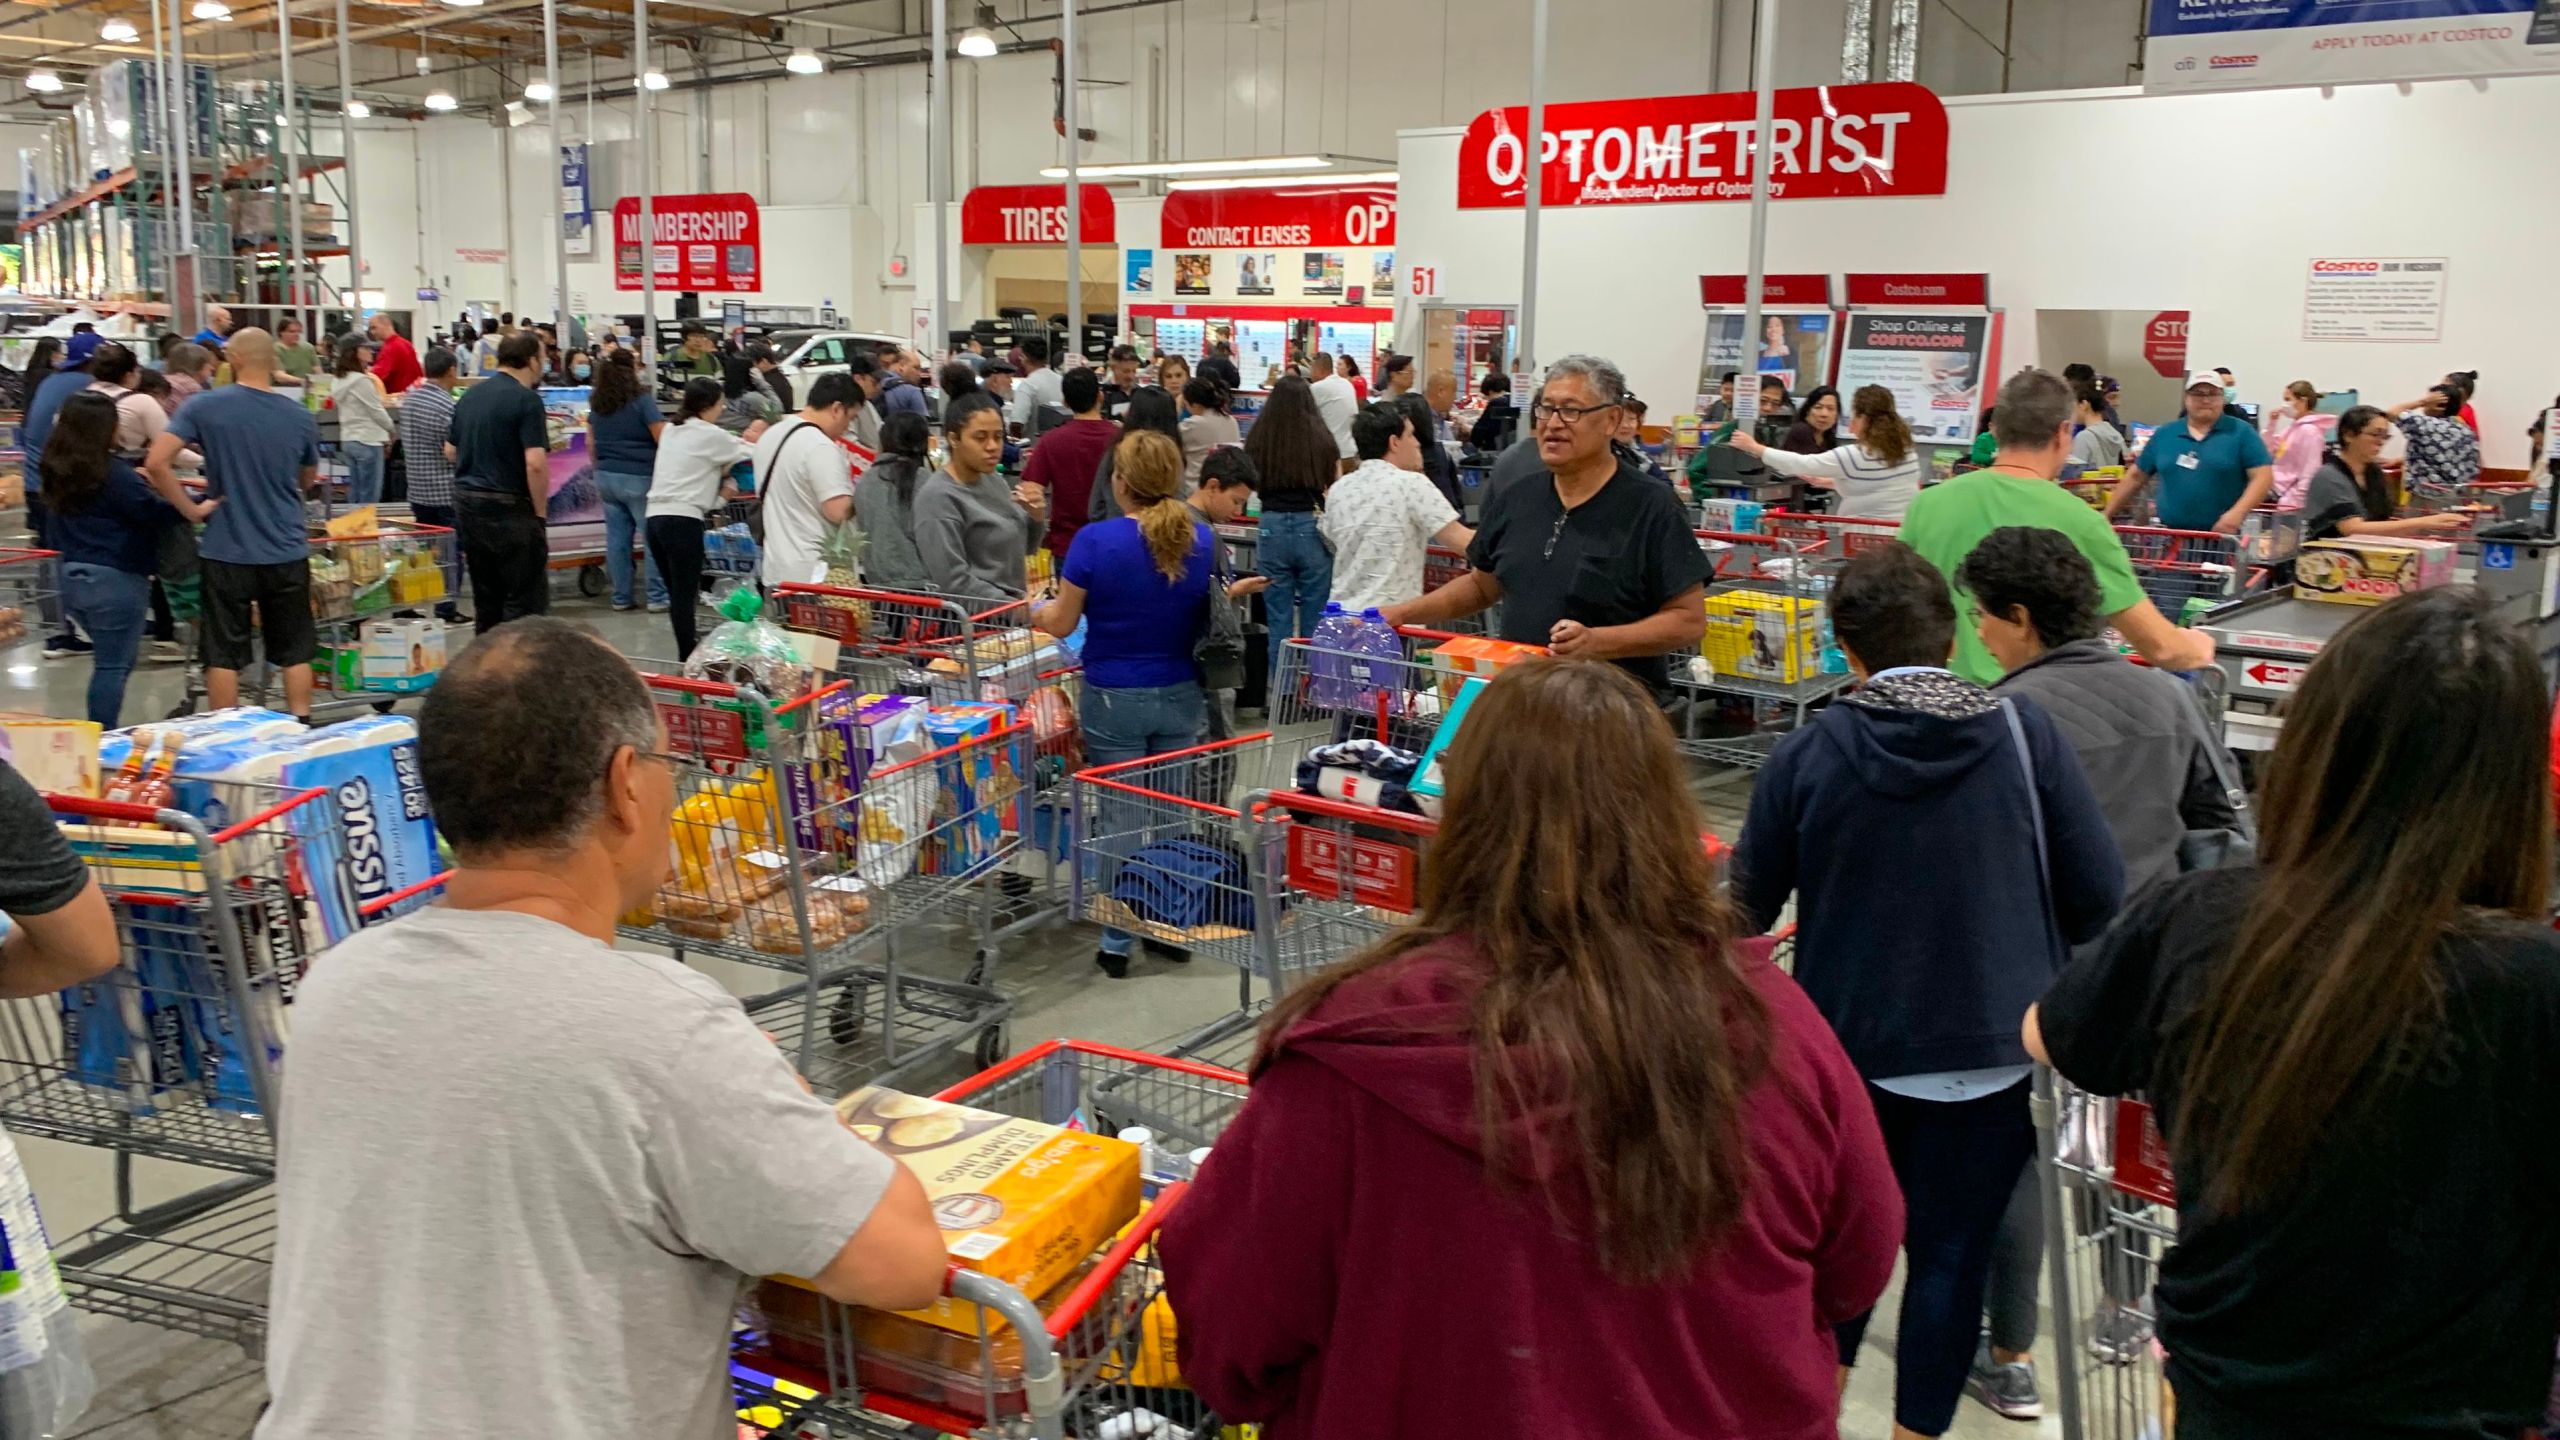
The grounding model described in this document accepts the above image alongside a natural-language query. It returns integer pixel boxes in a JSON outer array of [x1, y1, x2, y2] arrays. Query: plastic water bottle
[[1308, 603, 1358, 707], [1347, 608, 1407, 718], [1117, 1126, 1162, 1192]]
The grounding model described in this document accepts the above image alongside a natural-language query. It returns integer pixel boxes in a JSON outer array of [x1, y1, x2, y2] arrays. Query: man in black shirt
[[1198, 341, 1242, 393], [449, 331, 555, 633], [1385, 354, 1707, 692]]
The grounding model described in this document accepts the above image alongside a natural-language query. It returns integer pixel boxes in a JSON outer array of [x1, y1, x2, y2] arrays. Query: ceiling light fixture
[[784, 46, 823, 74], [99, 18, 140, 43], [23, 68, 63, 93], [1164, 170, 1398, 191], [524, 72, 553, 102], [438, 0, 486, 8], [190, 0, 231, 19], [1038, 154, 1341, 179], [956, 27, 997, 57], [345, 99, 371, 118], [424, 89, 458, 111], [641, 68, 669, 90]]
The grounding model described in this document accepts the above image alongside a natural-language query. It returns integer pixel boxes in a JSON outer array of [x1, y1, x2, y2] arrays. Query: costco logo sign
[[2312, 259, 2383, 274], [1457, 82, 1948, 209], [2208, 53, 2259, 69]]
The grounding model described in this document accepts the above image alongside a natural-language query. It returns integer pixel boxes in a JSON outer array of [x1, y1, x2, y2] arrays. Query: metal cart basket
[[2036, 1067, 2176, 1440]]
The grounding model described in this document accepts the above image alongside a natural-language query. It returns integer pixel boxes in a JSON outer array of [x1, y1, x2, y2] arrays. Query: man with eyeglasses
[[1385, 354, 1708, 692]]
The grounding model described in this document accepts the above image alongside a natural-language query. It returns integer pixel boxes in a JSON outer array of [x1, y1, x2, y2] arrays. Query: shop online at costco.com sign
[[1457, 82, 1949, 209]]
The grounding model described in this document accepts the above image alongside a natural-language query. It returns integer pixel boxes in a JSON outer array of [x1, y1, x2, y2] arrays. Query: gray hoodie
[[914, 467, 1041, 605], [853, 455, 931, 593]]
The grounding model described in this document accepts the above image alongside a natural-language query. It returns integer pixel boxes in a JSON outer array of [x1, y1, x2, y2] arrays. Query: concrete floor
[[0, 583, 2057, 1440]]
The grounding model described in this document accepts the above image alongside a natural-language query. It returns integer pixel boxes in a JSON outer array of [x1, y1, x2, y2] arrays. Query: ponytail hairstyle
[[677, 375, 725, 423], [1852, 384, 1912, 468], [2285, 379, 2319, 411], [1112, 428, 1194, 581]]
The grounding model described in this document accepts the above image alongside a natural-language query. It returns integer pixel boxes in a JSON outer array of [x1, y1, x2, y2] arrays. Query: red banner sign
[[1699, 273, 1833, 307], [2143, 309, 2192, 380], [614, 193, 761, 292], [1844, 272, 1990, 307], [1158, 185, 1396, 249], [1457, 82, 1946, 210], [959, 184, 1119, 246]]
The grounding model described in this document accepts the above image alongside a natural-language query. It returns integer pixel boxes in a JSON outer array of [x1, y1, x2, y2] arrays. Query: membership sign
[[613, 193, 762, 293], [2302, 257, 2448, 342]]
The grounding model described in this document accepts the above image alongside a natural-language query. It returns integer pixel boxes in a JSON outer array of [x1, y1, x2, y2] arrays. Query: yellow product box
[[1701, 590, 1822, 684], [2294, 536, 2457, 606], [833, 1085, 1140, 1336], [0, 715, 102, 795], [1427, 635, 1545, 702]]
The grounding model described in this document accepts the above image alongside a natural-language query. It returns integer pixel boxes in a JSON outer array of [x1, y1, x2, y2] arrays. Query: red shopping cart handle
[[360, 870, 452, 918], [1248, 789, 1442, 836], [638, 673, 851, 716], [41, 793, 169, 825]]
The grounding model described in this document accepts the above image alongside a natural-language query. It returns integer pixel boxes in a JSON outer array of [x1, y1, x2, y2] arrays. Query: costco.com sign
[[1457, 82, 1949, 209]]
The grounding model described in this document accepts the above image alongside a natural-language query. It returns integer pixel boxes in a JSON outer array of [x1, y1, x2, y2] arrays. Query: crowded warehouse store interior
[[0, 0, 2555, 1435]]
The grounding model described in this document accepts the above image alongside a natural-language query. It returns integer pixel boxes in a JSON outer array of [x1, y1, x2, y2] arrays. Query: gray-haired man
[[258, 618, 946, 1440], [1384, 354, 1708, 691]]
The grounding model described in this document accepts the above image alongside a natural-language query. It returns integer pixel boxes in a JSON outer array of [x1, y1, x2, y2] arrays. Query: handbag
[[2175, 674, 2257, 872], [1194, 526, 1247, 693]]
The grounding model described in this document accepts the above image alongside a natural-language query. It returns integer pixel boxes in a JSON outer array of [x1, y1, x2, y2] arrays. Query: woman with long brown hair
[[2029, 586, 2560, 1440], [1730, 383, 1920, 520], [1162, 658, 1902, 1438], [1243, 374, 1340, 660]]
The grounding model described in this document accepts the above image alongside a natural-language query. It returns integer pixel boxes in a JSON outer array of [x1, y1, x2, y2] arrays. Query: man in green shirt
[[273, 315, 319, 388], [1901, 367, 2216, 685]]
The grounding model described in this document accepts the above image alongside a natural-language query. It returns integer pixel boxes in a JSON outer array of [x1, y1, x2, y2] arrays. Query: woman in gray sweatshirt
[[854, 411, 934, 592], [915, 393, 1045, 605]]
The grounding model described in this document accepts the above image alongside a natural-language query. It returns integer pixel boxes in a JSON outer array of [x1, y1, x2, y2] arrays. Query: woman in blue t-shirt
[[41, 391, 173, 725], [1035, 427, 1217, 980], [584, 352, 668, 612]]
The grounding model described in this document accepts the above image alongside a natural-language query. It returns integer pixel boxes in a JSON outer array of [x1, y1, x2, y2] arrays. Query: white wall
[[1393, 77, 2560, 468]]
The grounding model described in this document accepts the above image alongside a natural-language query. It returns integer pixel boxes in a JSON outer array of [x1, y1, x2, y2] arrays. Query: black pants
[[645, 514, 705, 658], [455, 490, 549, 635], [407, 501, 467, 621]]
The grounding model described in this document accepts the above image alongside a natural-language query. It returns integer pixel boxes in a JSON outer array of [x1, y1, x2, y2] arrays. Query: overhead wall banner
[[613, 193, 760, 292], [2143, 0, 2560, 93], [1456, 82, 1948, 209], [959, 185, 1119, 245], [1157, 185, 1397, 248]]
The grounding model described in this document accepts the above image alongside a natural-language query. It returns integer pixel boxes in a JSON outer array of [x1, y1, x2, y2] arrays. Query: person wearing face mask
[[914, 392, 1045, 605], [2298, 405, 2472, 544], [2266, 380, 2334, 510]]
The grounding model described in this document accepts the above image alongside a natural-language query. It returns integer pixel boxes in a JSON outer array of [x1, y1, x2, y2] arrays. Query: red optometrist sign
[[1457, 82, 1948, 209], [614, 192, 761, 292], [1158, 185, 1397, 249]]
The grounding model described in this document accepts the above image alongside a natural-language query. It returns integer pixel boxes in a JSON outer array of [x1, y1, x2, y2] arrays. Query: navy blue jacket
[[1733, 669, 2124, 1080]]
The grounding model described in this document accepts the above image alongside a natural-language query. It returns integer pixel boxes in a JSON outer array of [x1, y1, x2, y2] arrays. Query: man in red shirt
[[368, 314, 423, 394], [1021, 366, 1119, 558]]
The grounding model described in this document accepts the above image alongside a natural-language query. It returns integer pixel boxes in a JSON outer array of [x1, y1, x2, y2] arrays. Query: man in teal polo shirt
[[2105, 370, 2273, 533]]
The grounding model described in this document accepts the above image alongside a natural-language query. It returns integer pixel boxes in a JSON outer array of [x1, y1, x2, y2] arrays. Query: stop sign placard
[[2143, 311, 2191, 380]]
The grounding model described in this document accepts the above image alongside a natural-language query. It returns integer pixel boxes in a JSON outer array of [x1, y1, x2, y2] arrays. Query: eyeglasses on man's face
[[1530, 399, 1621, 429]]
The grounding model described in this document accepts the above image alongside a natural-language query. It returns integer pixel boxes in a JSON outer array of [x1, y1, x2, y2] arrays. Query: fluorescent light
[[424, 89, 458, 111], [438, 0, 485, 7], [642, 68, 669, 90], [23, 68, 62, 93], [1038, 155, 1335, 179], [100, 18, 140, 42], [784, 47, 823, 74], [524, 74, 553, 102], [957, 27, 997, 57], [1165, 171, 1398, 191], [345, 99, 370, 118], [190, 0, 231, 19]]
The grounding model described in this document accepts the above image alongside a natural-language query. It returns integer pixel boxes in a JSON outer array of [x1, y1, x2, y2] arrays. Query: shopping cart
[[1761, 510, 1902, 558], [1420, 545, 1487, 634], [1669, 530, 1851, 770], [0, 546, 58, 651], [1262, 624, 1472, 790], [775, 583, 1065, 705], [2113, 525, 2243, 623], [2036, 1067, 2176, 1440], [6, 786, 356, 1356], [732, 1039, 1251, 1440], [1228, 788, 1437, 1063], [620, 673, 1020, 1091], [702, 495, 764, 601]]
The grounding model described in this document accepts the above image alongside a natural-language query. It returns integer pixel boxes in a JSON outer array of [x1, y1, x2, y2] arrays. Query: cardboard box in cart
[[2293, 537, 2456, 606]]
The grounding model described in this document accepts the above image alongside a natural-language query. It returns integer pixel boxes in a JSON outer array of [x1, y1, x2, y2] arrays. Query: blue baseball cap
[[57, 331, 101, 369]]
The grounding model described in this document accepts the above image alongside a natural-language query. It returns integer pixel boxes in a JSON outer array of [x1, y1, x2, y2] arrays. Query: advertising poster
[[612, 193, 760, 292], [1318, 320, 1375, 372], [1237, 252, 1277, 296], [1303, 252, 1345, 295], [1835, 313, 1991, 445], [537, 386, 600, 528], [1173, 253, 1213, 295], [1700, 312, 1833, 395], [560, 143, 592, 258], [1234, 319, 1290, 388], [1372, 251, 1394, 296], [2301, 256, 2448, 341], [1125, 248, 1154, 294], [2144, 0, 2560, 93]]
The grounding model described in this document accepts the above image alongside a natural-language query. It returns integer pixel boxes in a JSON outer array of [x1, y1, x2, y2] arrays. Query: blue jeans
[[596, 469, 666, 607], [1081, 678, 1206, 957], [60, 562, 149, 727], [1254, 510, 1332, 674], [342, 441, 385, 506]]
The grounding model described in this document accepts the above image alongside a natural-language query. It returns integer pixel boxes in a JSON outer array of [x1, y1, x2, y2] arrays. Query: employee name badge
[[2176, 452, 2201, 470]]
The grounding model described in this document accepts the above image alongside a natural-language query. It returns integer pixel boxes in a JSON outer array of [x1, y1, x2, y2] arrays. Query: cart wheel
[[973, 1025, 1009, 1069], [371, 699, 395, 715], [963, 950, 992, 988], [165, 698, 196, 720], [577, 563, 605, 599], [825, 981, 867, 1047]]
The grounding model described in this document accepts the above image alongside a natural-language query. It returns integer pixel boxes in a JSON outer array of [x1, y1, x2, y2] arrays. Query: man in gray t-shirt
[[258, 621, 946, 1440]]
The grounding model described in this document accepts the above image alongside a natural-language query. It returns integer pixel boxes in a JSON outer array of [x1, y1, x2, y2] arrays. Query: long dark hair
[[2329, 404, 2395, 521], [588, 350, 643, 417], [674, 375, 724, 423], [2177, 588, 2550, 1212], [1244, 375, 1338, 504], [24, 336, 60, 378], [1121, 385, 1182, 444], [39, 391, 122, 517], [1257, 659, 1772, 1282], [876, 411, 930, 502]]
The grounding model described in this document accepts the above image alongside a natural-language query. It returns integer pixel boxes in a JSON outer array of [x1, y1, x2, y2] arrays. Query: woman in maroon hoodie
[[1158, 658, 1904, 1439]]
